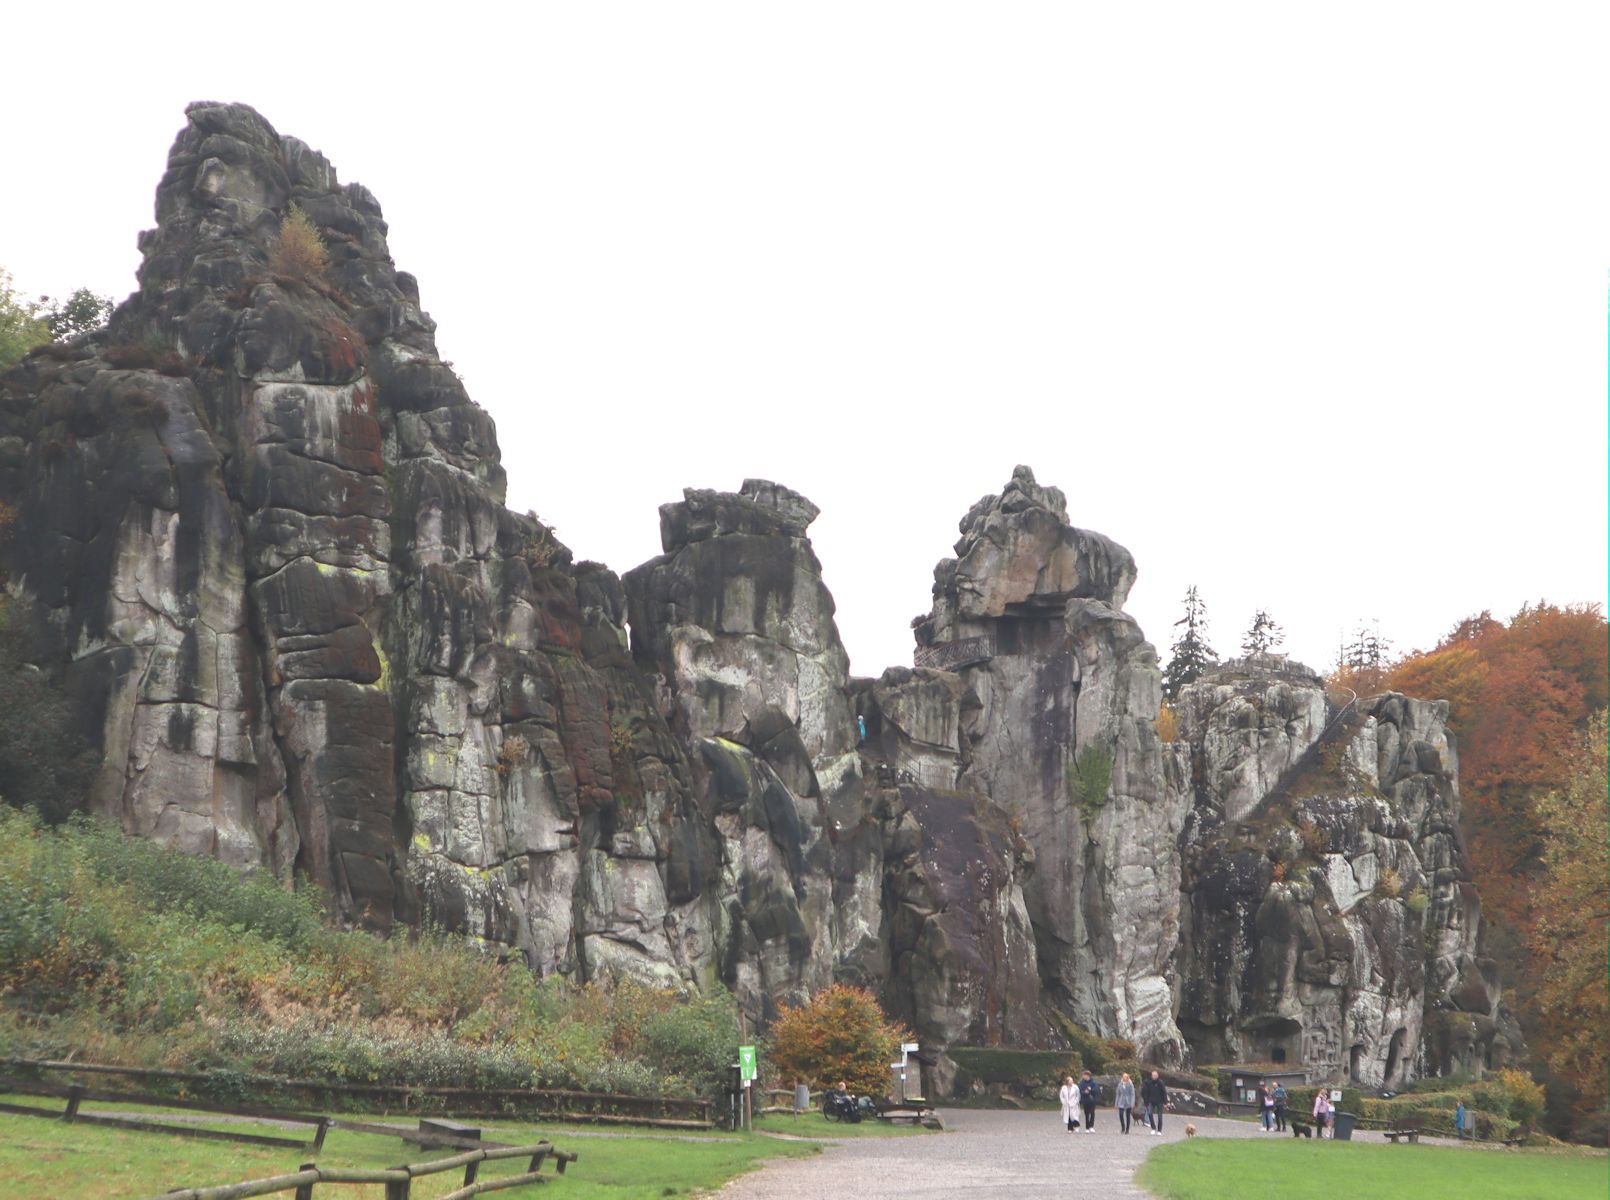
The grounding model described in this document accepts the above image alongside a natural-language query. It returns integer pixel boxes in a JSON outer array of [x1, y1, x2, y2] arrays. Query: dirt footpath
[[716, 1109, 1270, 1199]]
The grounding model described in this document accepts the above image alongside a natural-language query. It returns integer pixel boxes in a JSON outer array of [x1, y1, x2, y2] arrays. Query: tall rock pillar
[[913, 467, 1186, 1060]]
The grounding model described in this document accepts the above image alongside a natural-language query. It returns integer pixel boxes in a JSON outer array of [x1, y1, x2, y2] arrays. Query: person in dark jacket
[[1272, 1082, 1288, 1132], [1141, 1070, 1168, 1135], [1077, 1070, 1100, 1132]]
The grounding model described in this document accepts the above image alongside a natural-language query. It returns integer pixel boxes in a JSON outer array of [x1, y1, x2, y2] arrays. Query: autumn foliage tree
[[1530, 711, 1608, 1131], [1376, 602, 1607, 1136], [1380, 604, 1606, 954], [767, 984, 909, 1096]]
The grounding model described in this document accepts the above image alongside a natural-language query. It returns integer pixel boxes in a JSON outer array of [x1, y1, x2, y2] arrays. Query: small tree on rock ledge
[[1163, 585, 1217, 700], [1241, 609, 1285, 656]]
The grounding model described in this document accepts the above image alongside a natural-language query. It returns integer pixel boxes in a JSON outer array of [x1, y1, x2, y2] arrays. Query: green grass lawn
[[1137, 1137, 1607, 1200], [0, 1109, 820, 1198], [753, 1111, 934, 1137]]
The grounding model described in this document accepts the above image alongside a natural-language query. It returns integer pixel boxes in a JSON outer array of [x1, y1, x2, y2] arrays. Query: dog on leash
[[1185, 1123, 1197, 1138], [1290, 1120, 1313, 1138]]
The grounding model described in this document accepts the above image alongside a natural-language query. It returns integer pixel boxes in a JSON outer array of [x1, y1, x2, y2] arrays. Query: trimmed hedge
[[949, 1047, 1074, 1095]]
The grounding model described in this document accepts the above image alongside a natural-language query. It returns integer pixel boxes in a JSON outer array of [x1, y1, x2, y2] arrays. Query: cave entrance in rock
[[1349, 1043, 1364, 1081], [1384, 1028, 1407, 1085]]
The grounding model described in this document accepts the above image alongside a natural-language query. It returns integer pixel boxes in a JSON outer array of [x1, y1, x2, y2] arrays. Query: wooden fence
[[145, 1138, 577, 1200], [0, 1058, 711, 1131]]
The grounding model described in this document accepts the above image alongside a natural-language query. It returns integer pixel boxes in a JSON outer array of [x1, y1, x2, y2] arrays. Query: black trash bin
[[1332, 1111, 1358, 1141]]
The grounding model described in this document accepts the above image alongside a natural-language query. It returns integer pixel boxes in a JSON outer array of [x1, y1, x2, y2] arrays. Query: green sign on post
[[738, 1045, 758, 1083]]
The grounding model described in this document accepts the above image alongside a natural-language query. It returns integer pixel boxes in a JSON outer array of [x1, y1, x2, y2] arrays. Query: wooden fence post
[[63, 1085, 83, 1121], [385, 1173, 411, 1199], [311, 1117, 330, 1153], [293, 1161, 317, 1200]]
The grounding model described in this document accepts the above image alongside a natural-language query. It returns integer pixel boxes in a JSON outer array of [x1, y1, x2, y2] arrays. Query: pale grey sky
[[5, 3, 1606, 679]]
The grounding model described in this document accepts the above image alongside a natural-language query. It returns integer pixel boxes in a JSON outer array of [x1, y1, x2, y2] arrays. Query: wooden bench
[[874, 1098, 940, 1128], [1383, 1116, 1426, 1144]]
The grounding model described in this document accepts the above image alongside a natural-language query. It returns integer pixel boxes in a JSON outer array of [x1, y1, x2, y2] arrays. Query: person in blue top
[[1077, 1069, 1100, 1133], [1455, 1099, 1468, 1140], [1272, 1082, 1288, 1132]]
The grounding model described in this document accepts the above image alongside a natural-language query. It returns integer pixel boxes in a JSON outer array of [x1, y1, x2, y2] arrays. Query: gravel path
[[717, 1109, 1273, 1199]]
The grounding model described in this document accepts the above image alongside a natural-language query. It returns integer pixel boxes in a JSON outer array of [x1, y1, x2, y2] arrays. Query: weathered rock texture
[[0, 104, 1510, 1093], [0, 103, 703, 980], [624, 482, 1045, 1049], [911, 467, 1186, 1061], [1172, 657, 1515, 1084], [0, 103, 1044, 1065]]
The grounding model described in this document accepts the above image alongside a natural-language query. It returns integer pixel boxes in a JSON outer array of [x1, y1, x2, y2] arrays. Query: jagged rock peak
[[657, 478, 820, 553], [958, 464, 1069, 537], [926, 466, 1137, 628]]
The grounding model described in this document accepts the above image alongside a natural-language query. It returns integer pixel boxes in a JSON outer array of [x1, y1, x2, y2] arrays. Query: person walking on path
[[1454, 1100, 1467, 1140], [1059, 1076, 1080, 1132], [1273, 1082, 1287, 1132], [1141, 1070, 1168, 1135], [1312, 1089, 1332, 1139], [1077, 1070, 1100, 1133], [1259, 1083, 1276, 1131], [1115, 1073, 1136, 1134]]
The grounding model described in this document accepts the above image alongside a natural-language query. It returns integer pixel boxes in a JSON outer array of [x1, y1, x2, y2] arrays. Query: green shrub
[[639, 985, 740, 1099], [949, 1047, 1074, 1094], [1069, 744, 1113, 818], [1283, 1086, 1365, 1121], [1474, 1068, 1547, 1126], [0, 813, 740, 1102], [1050, 1010, 1119, 1072]]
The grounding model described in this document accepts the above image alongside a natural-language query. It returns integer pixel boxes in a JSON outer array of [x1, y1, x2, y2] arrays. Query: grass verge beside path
[[0, 1109, 820, 1198], [1137, 1137, 1607, 1200], [754, 1112, 934, 1137]]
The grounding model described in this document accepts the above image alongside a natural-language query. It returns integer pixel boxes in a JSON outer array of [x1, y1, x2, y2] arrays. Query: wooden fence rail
[[1, 1057, 711, 1125], [144, 1139, 576, 1200]]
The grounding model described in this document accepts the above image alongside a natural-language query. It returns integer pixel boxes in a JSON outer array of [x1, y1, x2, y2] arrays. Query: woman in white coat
[[1059, 1075, 1081, 1132]]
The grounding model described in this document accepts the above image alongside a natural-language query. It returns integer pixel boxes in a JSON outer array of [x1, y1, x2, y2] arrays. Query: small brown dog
[[1184, 1123, 1197, 1138]]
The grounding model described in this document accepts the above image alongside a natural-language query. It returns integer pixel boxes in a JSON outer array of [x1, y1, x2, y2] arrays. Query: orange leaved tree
[[1530, 711, 1609, 1129], [768, 984, 910, 1096]]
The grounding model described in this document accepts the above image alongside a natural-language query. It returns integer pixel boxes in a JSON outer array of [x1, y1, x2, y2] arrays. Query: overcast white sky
[[5, 3, 1606, 679]]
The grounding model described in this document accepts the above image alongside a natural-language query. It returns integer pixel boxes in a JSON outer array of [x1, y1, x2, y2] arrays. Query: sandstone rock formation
[[0, 103, 1044, 1066], [911, 466, 1186, 1061], [0, 103, 1512, 1094], [1172, 657, 1514, 1083], [625, 481, 1045, 1048], [0, 103, 702, 981]]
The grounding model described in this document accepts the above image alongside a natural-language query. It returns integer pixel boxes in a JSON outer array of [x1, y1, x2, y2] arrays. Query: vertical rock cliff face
[[625, 482, 864, 1011], [1173, 658, 1514, 1084], [0, 103, 1513, 1091], [0, 103, 706, 983], [911, 467, 1187, 1061], [624, 482, 1046, 1049]]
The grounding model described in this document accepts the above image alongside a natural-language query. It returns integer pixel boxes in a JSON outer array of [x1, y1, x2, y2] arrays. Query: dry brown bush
[[1154, 703, 1180, 742], [269, 206, 329, 281]]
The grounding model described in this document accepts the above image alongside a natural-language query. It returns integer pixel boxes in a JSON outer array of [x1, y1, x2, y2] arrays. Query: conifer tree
[[1163, 585, 1217, 700], [1241, 609, 1285, 656]]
